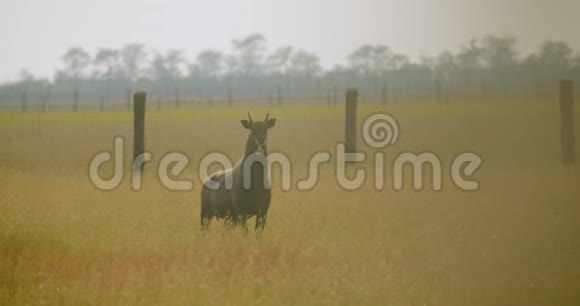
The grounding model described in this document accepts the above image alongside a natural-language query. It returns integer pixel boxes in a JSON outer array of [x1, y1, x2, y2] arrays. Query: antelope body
[[200, 113, 277, 234]]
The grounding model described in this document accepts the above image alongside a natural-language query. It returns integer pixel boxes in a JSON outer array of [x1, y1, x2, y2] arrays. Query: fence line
[[0, 84, 573, 113]]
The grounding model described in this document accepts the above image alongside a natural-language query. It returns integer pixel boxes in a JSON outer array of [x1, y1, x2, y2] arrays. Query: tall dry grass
[[1, 103, 579, 305]]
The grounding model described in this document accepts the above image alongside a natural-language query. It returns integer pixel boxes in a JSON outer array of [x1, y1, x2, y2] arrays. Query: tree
[[193, 50, 225, 78], [150, 52, 170, 81], [266, 46, 294, 75], [19, 70, 36, 82], [94, 48, 121, 79], [572, 54, 580, 73], [482, 35, 518, 71], [455, 39, 485, 89], [482, 35, 518, 94], [348, 44, 392, 76], [121, 43, 147, 82], [230, 33, 267, 76], [61, 47, 91, 80], [149, 50, 185, 93], [164, 50, 185, 79], [537, 40, 573, 69], [288, 50, 321, 76], [457, 39, 484, 70], [419, 56, 437, 70], [524, 40, 574, 92], [93, 48, 121, 99], [435, 51, 456, 83], [389, 53, 409, 70]]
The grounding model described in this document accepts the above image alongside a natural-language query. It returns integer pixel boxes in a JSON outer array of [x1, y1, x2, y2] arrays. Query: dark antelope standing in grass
[[200, 113, 277, 234]]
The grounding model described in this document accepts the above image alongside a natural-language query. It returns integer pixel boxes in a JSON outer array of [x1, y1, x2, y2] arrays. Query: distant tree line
[[2, 33, 580, 104]]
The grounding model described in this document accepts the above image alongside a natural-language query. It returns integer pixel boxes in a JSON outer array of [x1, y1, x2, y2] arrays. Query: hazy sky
[[1, 0, 579, 82]]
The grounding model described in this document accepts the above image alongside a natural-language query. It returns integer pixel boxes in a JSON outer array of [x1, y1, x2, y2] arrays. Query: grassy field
[[1, 101, 579, 305]]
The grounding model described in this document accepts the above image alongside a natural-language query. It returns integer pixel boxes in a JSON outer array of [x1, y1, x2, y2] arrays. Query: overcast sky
[[1, 0, 579, 82]]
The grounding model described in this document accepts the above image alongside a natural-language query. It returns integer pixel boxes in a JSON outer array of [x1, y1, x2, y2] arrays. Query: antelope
[[200, 113, 277, 234]]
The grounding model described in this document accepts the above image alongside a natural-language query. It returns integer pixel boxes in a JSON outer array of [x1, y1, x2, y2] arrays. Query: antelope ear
[[241, 120, 252, 129], [266, 118, 277, 129]]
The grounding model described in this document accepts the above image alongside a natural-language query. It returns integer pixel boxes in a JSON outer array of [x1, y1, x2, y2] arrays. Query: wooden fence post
[[133, 92, 146, 172], [559, 80, 575, 163], [345, 89, 358, 153]]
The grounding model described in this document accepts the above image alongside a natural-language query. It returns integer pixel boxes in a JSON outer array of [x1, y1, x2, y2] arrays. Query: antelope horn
[[264, 112, 269, 122], [248, 113, 253, 123]]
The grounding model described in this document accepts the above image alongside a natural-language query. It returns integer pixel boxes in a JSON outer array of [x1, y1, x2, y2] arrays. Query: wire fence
[[0, 87, 565, 113], [0, 82, 575, 167]]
